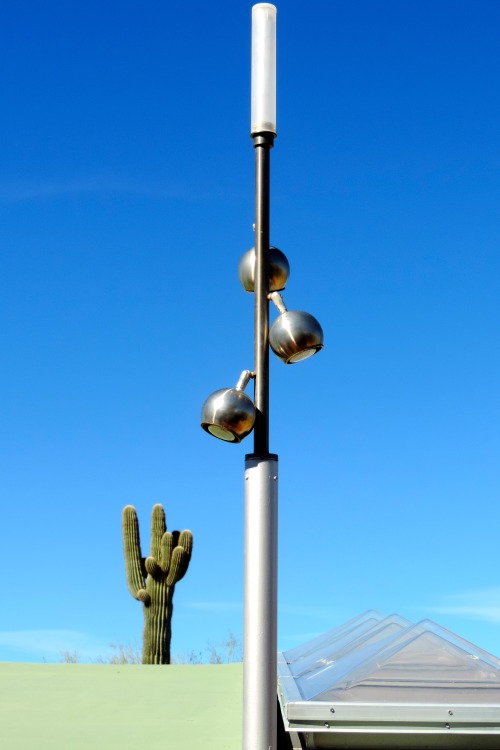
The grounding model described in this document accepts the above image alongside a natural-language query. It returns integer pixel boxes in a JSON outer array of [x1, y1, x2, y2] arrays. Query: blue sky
[[1, 0, 499, 663]]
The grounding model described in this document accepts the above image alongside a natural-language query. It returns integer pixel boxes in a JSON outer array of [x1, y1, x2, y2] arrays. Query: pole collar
[[252, 132, 276, 148]]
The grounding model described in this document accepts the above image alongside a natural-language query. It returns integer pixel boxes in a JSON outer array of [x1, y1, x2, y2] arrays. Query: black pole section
[[252, 132, 275, 458]]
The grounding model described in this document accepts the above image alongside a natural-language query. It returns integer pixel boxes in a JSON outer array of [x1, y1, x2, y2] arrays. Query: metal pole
[[252, 133, 273, 457], [243, 132, 277, 750], [243, 454, 278, 750], [244, 3, 278, 746]]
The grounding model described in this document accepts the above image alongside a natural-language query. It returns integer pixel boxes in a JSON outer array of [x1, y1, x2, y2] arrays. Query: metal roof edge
[[284, 699, 500, 731]]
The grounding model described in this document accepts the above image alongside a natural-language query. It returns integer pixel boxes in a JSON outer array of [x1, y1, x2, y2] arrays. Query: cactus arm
[[137, 589, 151, 604], [160, 532, 173, 573], [145, 556, 162, 578], [166, 546, 188, 586], [166, 531, 192, 585], [150, 504, 166, 559], [122, 505, 148, 601], [179, 530, 193, 559], [172, 530, 193, 583]]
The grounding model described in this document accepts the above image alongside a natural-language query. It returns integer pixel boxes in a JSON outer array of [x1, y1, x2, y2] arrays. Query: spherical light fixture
[[238, 246, 290, 292], [268, 293, 324, 364], [269, 311, 324, 363], [201, 370, 255, 443]]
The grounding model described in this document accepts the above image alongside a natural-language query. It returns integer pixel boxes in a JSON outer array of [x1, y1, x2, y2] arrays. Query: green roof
[[0, 663, 242, 750]]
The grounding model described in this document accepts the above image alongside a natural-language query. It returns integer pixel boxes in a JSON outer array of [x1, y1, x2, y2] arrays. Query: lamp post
[[244, 7, 278, 750], [201, 5, 323, 750]]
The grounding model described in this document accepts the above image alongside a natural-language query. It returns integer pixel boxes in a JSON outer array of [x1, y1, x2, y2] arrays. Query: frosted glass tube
[[251, 4, 277, 135]]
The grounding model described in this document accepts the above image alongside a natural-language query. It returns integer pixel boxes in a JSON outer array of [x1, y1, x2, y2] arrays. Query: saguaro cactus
[[122, 504, 193, 664]]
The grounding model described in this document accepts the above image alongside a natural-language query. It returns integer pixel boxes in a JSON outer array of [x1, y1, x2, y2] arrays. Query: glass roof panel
[[281, 612, 500, 705], [289, 614, 412, 699], [284, 610, 385, 678]]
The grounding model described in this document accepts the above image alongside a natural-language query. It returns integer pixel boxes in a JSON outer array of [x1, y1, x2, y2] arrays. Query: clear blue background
[[1, 0, 499, 662]]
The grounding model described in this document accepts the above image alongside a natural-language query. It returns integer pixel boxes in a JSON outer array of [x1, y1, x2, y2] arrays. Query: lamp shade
[[269, 310, 324, 364], [201, 387, 256, 442], [251, 4, 277, 135], [238, 246, 289, 292]]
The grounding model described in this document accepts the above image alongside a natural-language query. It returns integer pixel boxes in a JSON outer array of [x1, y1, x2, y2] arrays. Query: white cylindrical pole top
[[251, 3, 277, 136]]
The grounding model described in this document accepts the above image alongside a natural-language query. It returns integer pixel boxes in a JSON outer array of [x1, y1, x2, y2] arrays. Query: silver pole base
[[243, 454, 278, 750]]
